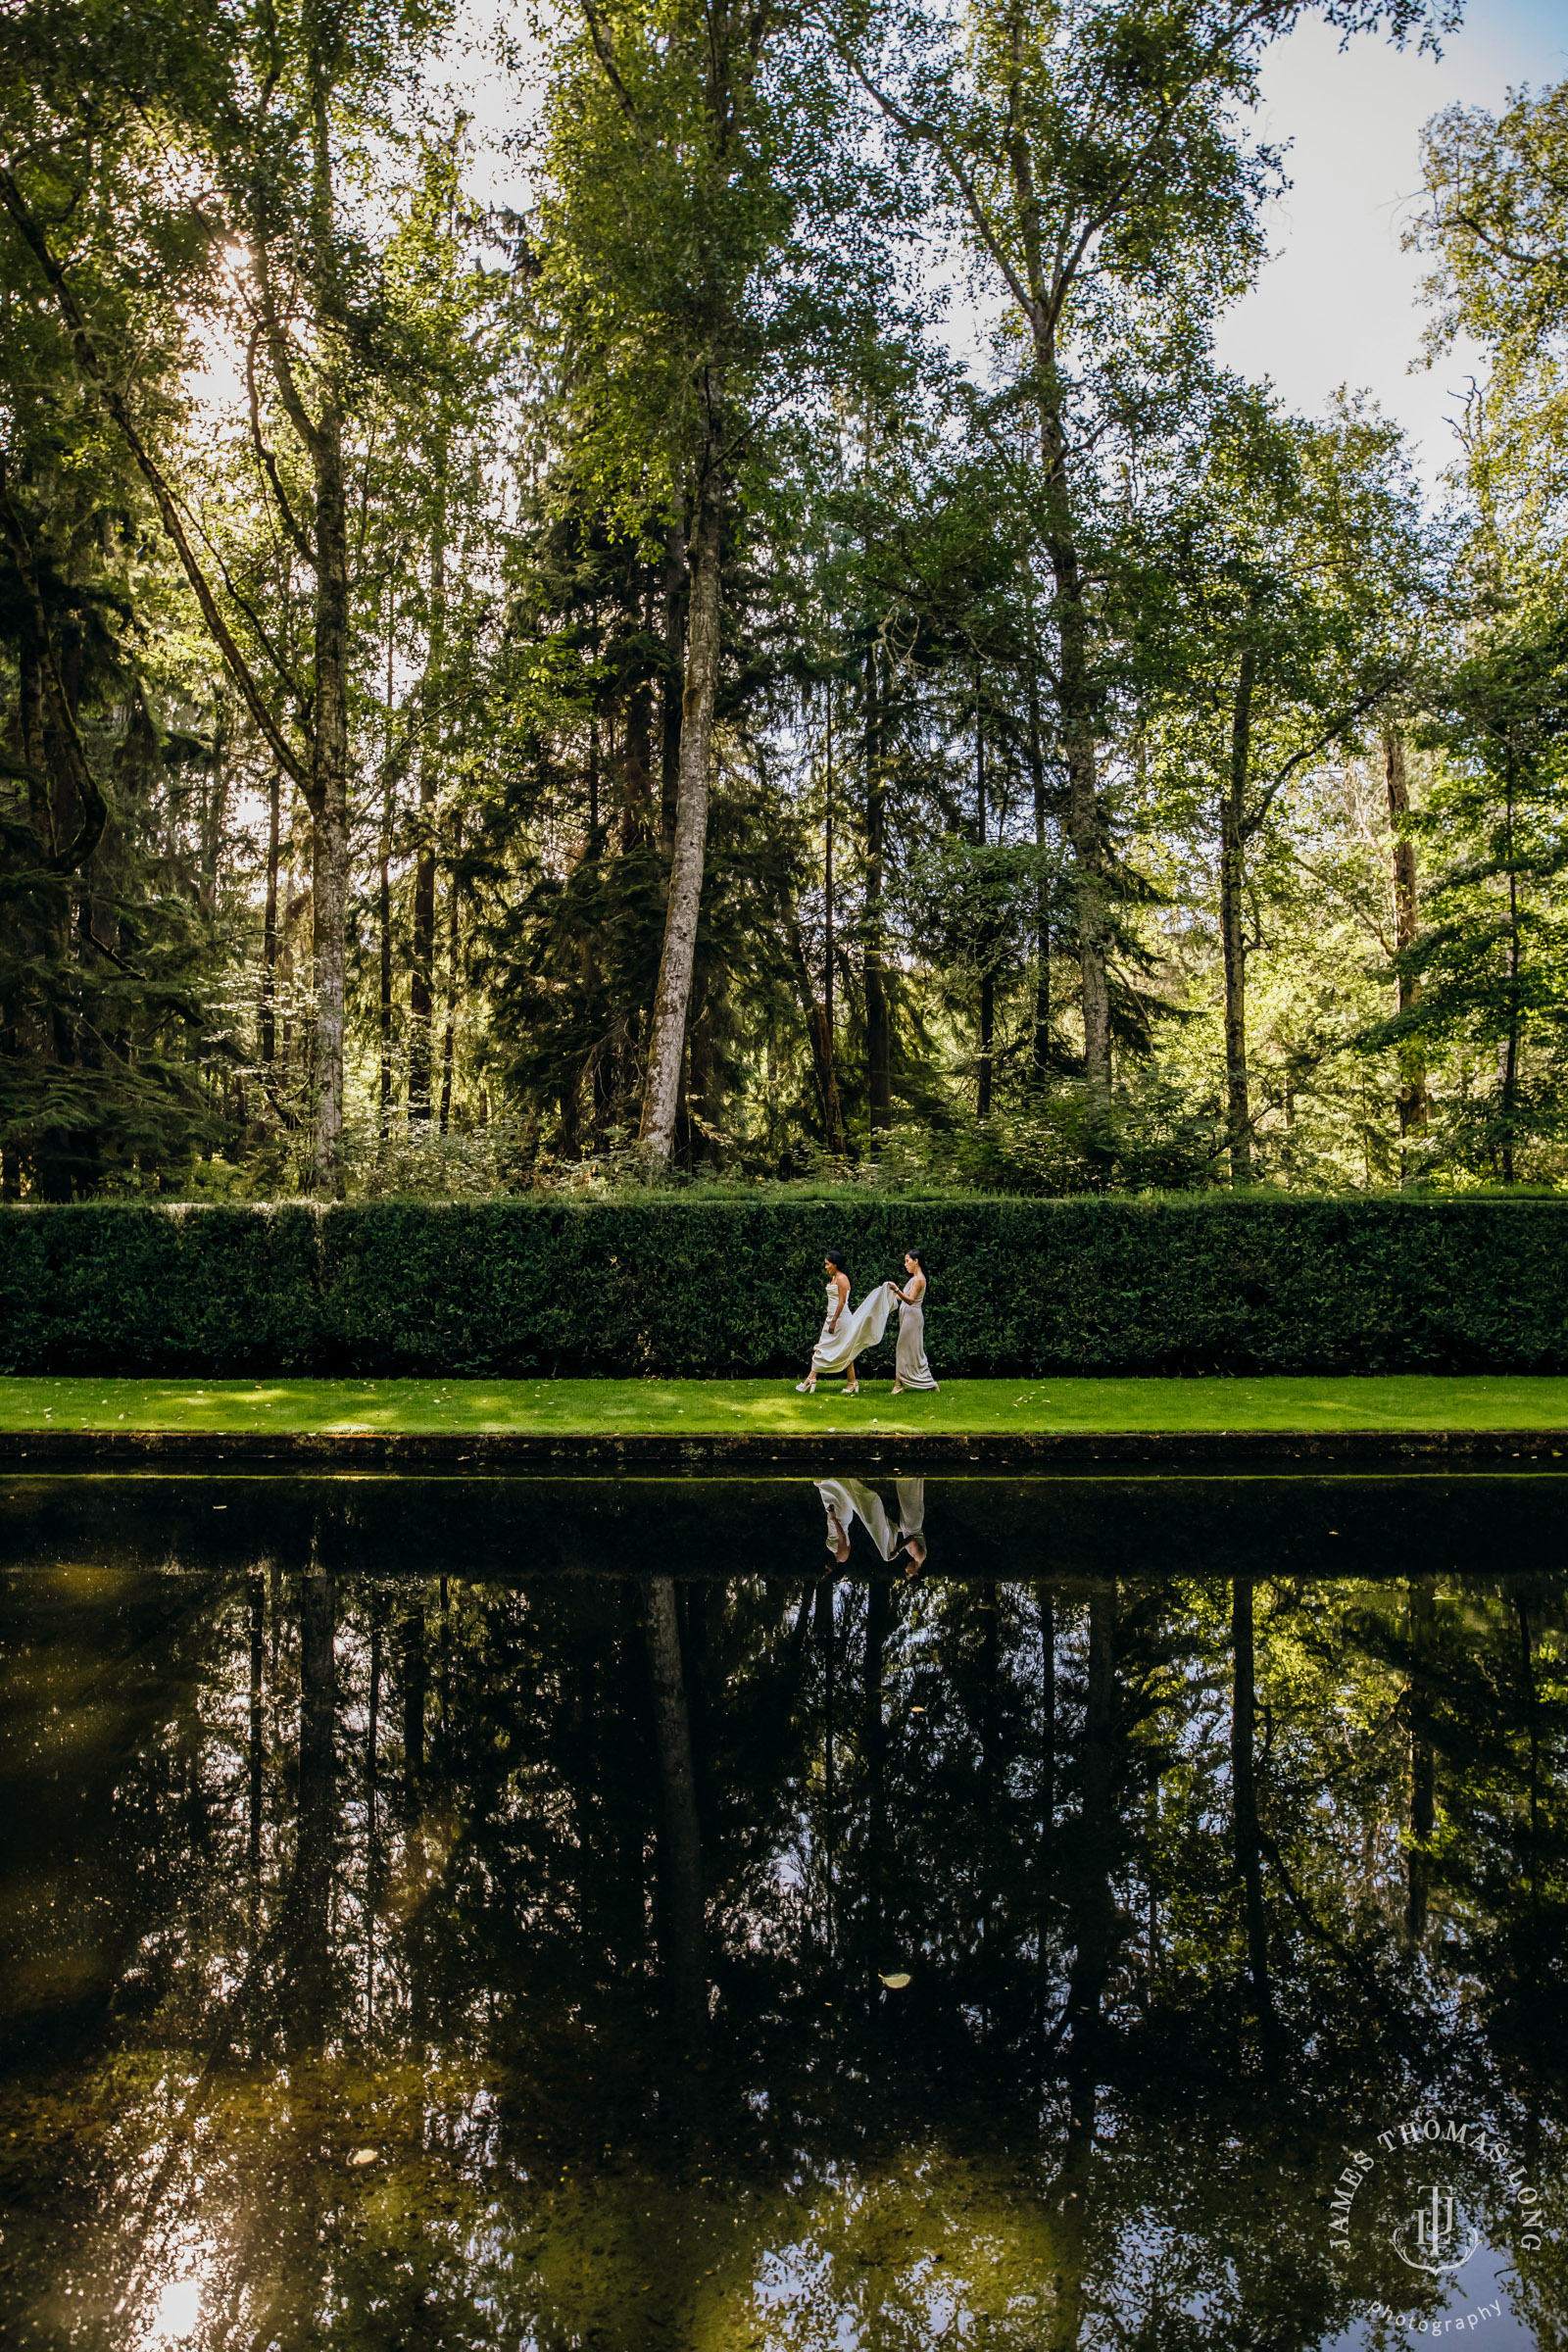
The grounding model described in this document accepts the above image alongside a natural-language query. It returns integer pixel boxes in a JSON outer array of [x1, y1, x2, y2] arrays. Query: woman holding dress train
[[888, 1250, 938, 1395]]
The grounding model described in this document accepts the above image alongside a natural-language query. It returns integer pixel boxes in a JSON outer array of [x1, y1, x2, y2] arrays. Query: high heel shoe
[[796, 1379, 816, 1393], [844, 1382, 860, 1397]]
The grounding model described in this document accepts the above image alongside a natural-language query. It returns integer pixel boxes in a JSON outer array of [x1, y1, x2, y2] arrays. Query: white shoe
[[796, 1380, 816, 1393]]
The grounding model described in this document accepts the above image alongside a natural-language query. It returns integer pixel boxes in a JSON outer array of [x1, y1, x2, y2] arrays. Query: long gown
[[810, 1279, 892, 1377], [817, 1478, 895, 1558], [894, 1287, 938, 1390], [816, 1476, 926, 1565]]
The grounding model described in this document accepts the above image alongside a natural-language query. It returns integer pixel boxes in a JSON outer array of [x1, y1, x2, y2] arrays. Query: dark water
[[1, 1470, 1564, 2351]]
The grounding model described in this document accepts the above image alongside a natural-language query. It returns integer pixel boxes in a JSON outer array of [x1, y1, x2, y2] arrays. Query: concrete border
[[2, 1427, 1567, 1471]]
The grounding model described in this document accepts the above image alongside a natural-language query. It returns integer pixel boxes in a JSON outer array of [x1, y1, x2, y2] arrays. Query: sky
[[1210, 0, 1568, 482]]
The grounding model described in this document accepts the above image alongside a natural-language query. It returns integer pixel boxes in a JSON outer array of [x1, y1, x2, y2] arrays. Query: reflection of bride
[[815, 1477, 927, 1573]]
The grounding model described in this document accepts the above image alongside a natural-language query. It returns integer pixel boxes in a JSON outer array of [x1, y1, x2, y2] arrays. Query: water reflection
[[0, 1471, 1564, 2349], [817, 1477, 926, 1573]]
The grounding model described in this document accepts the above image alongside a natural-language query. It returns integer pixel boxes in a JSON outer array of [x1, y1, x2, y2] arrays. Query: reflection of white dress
[[839, 1479, 899, 1557], [818, 1483, 854, 1555], [810, 1280, 892, 1376], [816, 1477, 925, 1563], [894, 1478, 925, 1545]]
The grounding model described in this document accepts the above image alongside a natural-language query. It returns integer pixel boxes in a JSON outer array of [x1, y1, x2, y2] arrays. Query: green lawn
[[3, 1373, 1568, 1437]]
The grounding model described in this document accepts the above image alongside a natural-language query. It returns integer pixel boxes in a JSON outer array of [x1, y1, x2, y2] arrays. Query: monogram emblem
[[1391, 2182, 1483, 2277]]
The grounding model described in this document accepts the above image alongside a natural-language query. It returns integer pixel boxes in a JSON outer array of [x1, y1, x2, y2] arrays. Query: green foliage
[[5, 3, 1567, 1205], [0, 1203, 319, 1371], [5, 1194, 1568, 1375], [1363, 615, 1568, 1177]]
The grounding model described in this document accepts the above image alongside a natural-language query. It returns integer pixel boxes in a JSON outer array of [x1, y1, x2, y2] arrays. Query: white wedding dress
[[810, 1279, 892, 1376], [816, 1476, 926, 1562]]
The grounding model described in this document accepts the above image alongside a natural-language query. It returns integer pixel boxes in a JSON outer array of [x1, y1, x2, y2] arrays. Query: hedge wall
[[2, 1196, 1567, 1376]]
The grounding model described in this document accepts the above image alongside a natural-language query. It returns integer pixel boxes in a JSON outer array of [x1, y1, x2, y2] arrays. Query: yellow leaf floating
[[878, 1972, 912, 1989], [349, 2148, 380, 2167]]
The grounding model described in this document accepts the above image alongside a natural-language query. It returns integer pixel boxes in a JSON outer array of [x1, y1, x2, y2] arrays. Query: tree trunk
[[1232, 1573, 1272, 2029], [301, 71, 351, 1198], [622, 658, 657, 852], [377, 778, 394, 1140], [401, 1606, 425, 1793], [819, 1575, 836, 1954], [248, 1572, 265, 1872], [1406, 1573, 1436, 1943], [643, 1578, 708, 2040], [289, 1566, 336, 2053], [1033, 381, 1109, 1090], [1220, 646, 1256, 1187], [660, 513, 687, 856], [1501, 757, 1519, 1185], [409, 459, 447, 1124], [976, 679, 994, 1116], [261, 767, 281, 1073], [864, 637, 891, 1130], [639, 408, 723, 1167], [438, 816, 461, 1136], [1029, 680, 1052, 1076], [1384, 731, 1427, 1154], [1071, 1582, 1117, 2027], [309, 528, 349, 1199], [822, 694, 844, 1148], [1052, 1577, 1116, 2352], [864, 1575, 888, 1984], [789, 907, 846, 1155], [1036, 1586, 1055, 2042], [999, 49, 1109, 1097]]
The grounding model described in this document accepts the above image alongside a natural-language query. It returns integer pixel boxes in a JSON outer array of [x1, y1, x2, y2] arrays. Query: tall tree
[[3, 0, 459, 1191], [835, 0, 1445, 1094], [1144, 387, 1428, 1181], [1367, 621, 1568, 1182], [534, 0, 890, 1166], [1384, 727, 1429, 1153]]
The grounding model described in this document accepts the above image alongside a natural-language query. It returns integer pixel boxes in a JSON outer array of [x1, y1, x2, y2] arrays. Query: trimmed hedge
[[0, 1204, 321, 1374], [3, 1196, 1568, 1376]]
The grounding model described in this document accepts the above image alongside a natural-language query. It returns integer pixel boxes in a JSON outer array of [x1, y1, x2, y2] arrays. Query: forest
[[3, 0, 1566, 1202]]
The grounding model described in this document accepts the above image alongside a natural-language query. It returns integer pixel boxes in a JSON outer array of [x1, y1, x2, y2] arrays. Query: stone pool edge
[[2, 1427, 1567, 1470]]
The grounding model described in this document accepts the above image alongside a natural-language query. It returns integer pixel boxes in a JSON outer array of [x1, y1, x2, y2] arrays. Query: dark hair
[[825, 1250, 850, 1278], [904, 1248, 927, 1273]]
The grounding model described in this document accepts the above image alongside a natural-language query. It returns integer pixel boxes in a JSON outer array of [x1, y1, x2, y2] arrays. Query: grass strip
[[4, 1374, 1568, 1438]]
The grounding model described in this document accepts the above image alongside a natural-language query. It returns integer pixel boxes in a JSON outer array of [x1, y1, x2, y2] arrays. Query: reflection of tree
[[643, 1577, 708, 2043], [4, 1530, 1566, 2352], [1349, 1568, 1567, 2087], [247, 1570, 265, 1878], [864, 1572, 889, 1990], [1406, 1572, 1437, 1943], [1232, 1572, 1274, 2034], [400, 1601, 425, 1795], [286, 1566, 336, 2056]]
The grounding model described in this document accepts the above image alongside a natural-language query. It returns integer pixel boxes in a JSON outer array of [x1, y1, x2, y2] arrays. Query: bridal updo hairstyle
[[905, 1249, 927, 1276], [825, 1250, 851, 1282]]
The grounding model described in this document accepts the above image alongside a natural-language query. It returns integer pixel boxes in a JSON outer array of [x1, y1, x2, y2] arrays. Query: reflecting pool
[[1, 1471, 1564, 2349]]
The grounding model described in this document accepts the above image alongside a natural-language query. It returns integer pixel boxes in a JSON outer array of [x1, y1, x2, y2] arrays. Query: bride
[[797, 1250, 891, 1396]]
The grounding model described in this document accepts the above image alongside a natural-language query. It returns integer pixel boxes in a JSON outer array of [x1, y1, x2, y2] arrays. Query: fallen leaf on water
[[879, 1972, 912, 1989], [349, 2147, 380, 2167]]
